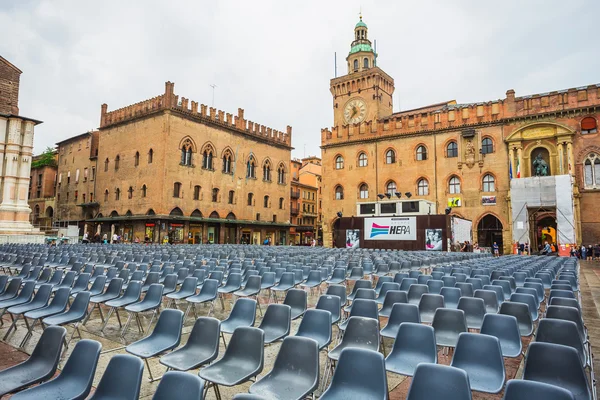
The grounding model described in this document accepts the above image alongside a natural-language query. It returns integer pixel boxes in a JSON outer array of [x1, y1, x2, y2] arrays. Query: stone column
[[0, 118, 21, 214], [557, 143, 564, 175], [15, 121, 34, 218], [567, 142, 574, 175]]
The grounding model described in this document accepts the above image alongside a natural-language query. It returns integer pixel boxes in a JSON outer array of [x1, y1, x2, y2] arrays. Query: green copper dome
[[349, 43, 373, 54], [355, 19, 367, 28]]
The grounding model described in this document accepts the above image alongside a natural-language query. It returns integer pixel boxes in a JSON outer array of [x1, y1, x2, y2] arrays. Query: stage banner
[[364, 217, 417, 241]]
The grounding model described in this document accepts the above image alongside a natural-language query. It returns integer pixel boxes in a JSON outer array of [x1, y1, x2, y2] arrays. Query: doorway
[[477, 214, 503, 254]]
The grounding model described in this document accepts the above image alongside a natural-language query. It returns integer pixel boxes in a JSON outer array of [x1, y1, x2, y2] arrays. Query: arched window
[[212, 188, 219, 202], [335, 156, 344, 169], [482, 174, 495, 192], [114, 155, 120, 171], [134, 152, 139, 167], [353, 59, 359, 71], [358, 152, 368, 167], [104, 158, 109, 172], [385, 149, 396, 164], [222, 150, 233, 174], [446, 141, 458, 158], [277, 164, 286, 184], [173, 182, 181, 198], [417, 179, 429, 196], [359, 183, 369, 199], [246, 156, 256, 178], [247, 192, 254, 206], [584, 153, 600, 188], [363, 58, 369, 68], [449, 176, 461, 194], [104, 189, 109, 202], [481, 137, 494, 154], [263, 160, 272, 182], [416, 145, 428, 161], [279, 197, 284, 209], [263, 195, 269, 208], [193, 185, 201, 200], [115, 188, 121, 200], [128, 186, 133, 199], [582, 117, 598, 134], [228, 190, 235, 204], [202, 146, 214, 170], [148, 149, 153, 164], [386, 181, 397, 195], [335, 185, 344, 200], [180, 139, 194, 166], [141, 184, 147, 197]]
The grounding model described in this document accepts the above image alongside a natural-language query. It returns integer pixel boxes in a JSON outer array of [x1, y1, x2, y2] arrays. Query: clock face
[[344, 99, 367, 124]]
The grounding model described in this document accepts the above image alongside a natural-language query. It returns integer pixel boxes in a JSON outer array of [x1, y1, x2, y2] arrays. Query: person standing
[[493, 242, 499, 257], [581, 245, 587, 260]]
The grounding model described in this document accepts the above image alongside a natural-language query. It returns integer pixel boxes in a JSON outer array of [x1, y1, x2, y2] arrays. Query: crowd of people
[[569, 243, 600, 259]]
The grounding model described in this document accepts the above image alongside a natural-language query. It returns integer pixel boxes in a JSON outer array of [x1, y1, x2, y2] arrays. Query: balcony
[[303, 210, 317, 217], [290, 206, 299, 216], [291, 190, 300, 199]]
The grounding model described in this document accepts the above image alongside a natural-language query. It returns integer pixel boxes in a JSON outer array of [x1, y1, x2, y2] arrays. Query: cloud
[[1, 0, 598, 158]]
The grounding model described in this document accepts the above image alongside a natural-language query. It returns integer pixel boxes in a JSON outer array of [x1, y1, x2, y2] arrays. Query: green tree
[[31, 147, 57, 169]]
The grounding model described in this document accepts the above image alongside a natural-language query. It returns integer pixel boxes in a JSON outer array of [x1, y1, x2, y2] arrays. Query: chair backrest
[[432, 308, 467, 334], [536, 318, 585, 367], [399, 278, 418, 291], [545, 305, 585, 344], [480, 313, 521, 357], [278, 272, 295, 286], [483, 284, 505, 304], [152, 309, 184, 345], [122, 280, 143, 301], [17, 281, 36, 300], [91, 354, 144, 399], [316, 295, 341, 323], [391, 322, 437, 363], [260, 303, 291, 329], [29, 325, 67, 374], [455, 282, 473, 297], [267, 336, 319, 386], [199, 279, 219, 296], [296, 308, 331, 345], [440, 287, 461, 306], [510, 293, 538, 319], [323, 348, 388, 399], [407, 363, 472, 400], [523, 342, 590, 400], [228, 298, 257, 326], [348, 299, 378, 320], [341, 317, 380, 352], [153, 371, 204, 400], [284, 288, 307, 309], [163, 274, 178, 291], [388, 303, 420, 325], [225, 272, 242, 288], [58, 339, 102, 397], [503, 380, 575, 400], [419, 293, 444, 312], [451, 332, 505, 387], [549, 296, 580, 311], [326, 284, 347, 304], [30, 283, 53, 307], [548, 289, 575, 301], [426, 279, 444, 294], [144, 272, 160, 286], [499, 302, 533, 336], [179, 277, 198, 293], [183, 316, 220, 360], [261, 272, 275, 286], [222, 327, 264, 372], [245, 275, 261, 291]]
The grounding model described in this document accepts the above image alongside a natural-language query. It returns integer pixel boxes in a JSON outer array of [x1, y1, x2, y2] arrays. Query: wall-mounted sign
[[448, 197, 461, 207], [482, 196, 496, 206], [363, 217, 417, 241]]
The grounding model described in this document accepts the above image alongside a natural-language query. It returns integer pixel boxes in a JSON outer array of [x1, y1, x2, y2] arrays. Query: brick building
[[56, 82, 293, 244], [321, 17, 600, 253], [28, 152, 57, 230], [0, 56, 43, 241], [289, 157, 323, 245]]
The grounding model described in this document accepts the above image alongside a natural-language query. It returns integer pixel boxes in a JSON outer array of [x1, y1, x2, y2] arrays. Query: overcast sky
[[1, 0, 599, 158]]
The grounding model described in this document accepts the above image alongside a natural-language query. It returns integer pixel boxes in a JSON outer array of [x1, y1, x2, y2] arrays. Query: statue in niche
[[464, 139, 476, 168], [532, 153, 549, 176]]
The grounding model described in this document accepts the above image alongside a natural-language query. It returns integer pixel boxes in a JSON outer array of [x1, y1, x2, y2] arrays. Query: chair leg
[[255, 295, 263, 316], [219, 293, 225, 310], [146, 309, 158, 333], [144, 358, 160, 382], [101, 307, 115, 332], [2, 313, 19, 340], [220, 332, 227, 348], [121, 312, 134, 337], [207, 300, 215, 317], [20, 317, 36, 348]]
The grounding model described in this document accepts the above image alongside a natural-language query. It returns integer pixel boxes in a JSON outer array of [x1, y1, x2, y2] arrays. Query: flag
[[509, 159, 513, 179], [516, 158, 521, 178]]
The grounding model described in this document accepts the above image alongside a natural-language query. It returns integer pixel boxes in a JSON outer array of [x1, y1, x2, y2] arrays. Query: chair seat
[[89, 293, 119, 304], [380, 324, 400, 339], [127, 337, 178, 358], [125, 303, 159, 313], [24, 307, 64, 320], [249, 371, 314, 400], [167, 291, 195, 300], [7, 302, 44, 315], [233, 288, 259, 297], [271, 284, 293, 292], [263, 327, 288, 343], [221, 319, 252, 335], [187, 293, 217, 304], [434, 331, 460, 348], [43, 312, 84, 326], [200, 363, 257, 386], [105, 298, 137, 308]]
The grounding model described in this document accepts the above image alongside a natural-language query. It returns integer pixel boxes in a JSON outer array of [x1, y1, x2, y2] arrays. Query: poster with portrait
[[346, 229, 360, 248], [425, 228, 443, 251]]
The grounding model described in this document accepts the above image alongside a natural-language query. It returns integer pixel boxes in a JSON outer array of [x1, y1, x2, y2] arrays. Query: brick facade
[[0, 56, 21, 115]]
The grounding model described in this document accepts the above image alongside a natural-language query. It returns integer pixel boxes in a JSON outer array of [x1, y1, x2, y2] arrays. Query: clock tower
[[330, 16, 395, 128]]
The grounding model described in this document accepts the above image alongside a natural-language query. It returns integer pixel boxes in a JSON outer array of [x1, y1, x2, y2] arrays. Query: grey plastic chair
[[233, 395, 268, 400], [320, 348, 387, 400], [0, 277, 22, 302], [185, 278, 219, 320], [258, 303, 291, 343], [300, 270, 322, 292], [166, 276, 198, 307], [385, 322, 437, 377], [126, 309, 184, 381], [523, 342, 591, 400], [499, 301, 533, 336], [549, 296, 581, 311], [441, 275, 457, 287], [480, 314, 522, 358], [43, 291, 91, 353], [457, 297, 486, 330], [348, 279, 372, 301], [3, 283, 53, 340], [344, 288, 375, 313], [160, 317, 220, 371], [141, 272, 160, 293], [399, 277, 418, 291], [523, 282, 544, 303], [455, 282, 474, 298], [378, 290, 408, 318], [52, 271, 77, 293], [551, 283, 573, 291], [101, 280, 142, 332], [121, 283, 164, 336], [492, 280, 513, 300], [465, 278, 483, 291], [199, 327, 264, 399], [10, 339, 102, 400], [375, 282, 400, 305], [474, 289, 499, 313], [316, 294, 341, 324], [249, 336, 319, 399], [20, 287, 71, 347], [426, 279, 444, 295], [219, 272, 242, 296], [440, 286, 461, 309], [0, 281, 36, 319], [161, 274, 178, 296], [503, 379, 575, 400], [221, 298, 256, 345], [406, 363, 472, 400], [373, 276, 393, 295], [516, 287, 540, 308], [393, 272, 409, 284], [510, 293, 538, 322], [347, 266, 364, 281], [381, 303, 420, 339], [483, 284, 505, 305], [295, 308, 332, 350], [234, 275, 261, 298], [474, 275, 491, 287], [407, 284, 429, 305], [338, 299, 378, 332], [432, 308, 467, 348], [326, 284, 347, 305], [70, 273, 91, 296], [87, 275, 107, 297], [548, 289, 576, 305], [88, 354, 144, 400], [0, 325, 66, 397], [452, 273, 468, 283], [283, 288, 307, 320], [545, 305, 586, 345], [451, 332, 505, 393], [418, 293, 444, 324], [153, 371, 204, 400], [537, 318, 586, 367]]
